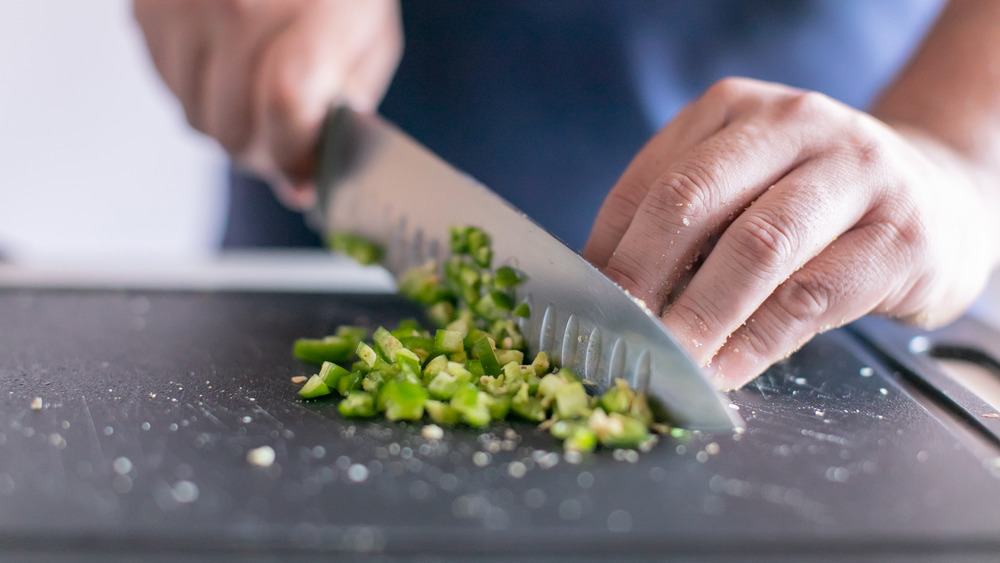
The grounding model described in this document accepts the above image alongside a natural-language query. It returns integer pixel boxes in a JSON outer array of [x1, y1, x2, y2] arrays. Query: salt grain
[[246, 445, 276, 467]]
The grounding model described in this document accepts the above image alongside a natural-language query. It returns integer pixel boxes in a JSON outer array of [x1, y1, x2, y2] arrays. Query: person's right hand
[[134, 0, 403, 208]]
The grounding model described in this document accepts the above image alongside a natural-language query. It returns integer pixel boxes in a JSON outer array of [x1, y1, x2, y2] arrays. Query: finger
[[582, 80, 735, 268], [134, 0, 210, 131], [253, 5, 385, 184], [340, 2, 403, 113], [266, 23, 403, 211], [707, 221, 916, 390], [600, 111, 815, 313], [661, 157, 874, 362], [200, 3, 299, 154], [583, 77, 805, 269]]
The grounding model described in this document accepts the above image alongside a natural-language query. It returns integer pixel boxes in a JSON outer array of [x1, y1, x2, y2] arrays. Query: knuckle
[[265, 66, 307, 121], [773, 271, 833, 327], [844, 136, 887, 171], [669, 298, 725, 341], [604, 252, 658, 300], [704, 77, 752, 104], [648, 165, 714, 219], [216, 0, 257, 20], [872, 216, 927, 264], [777, 90, 835, 122], [730, 211, 798, 276], [603, 183, 647, 217]]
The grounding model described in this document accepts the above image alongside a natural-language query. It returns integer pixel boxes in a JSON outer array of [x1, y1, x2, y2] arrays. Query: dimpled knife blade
[[311, 106, 743, 431]]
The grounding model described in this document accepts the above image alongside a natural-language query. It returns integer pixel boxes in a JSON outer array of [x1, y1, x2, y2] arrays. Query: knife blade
[[311, 106, 743, 431]]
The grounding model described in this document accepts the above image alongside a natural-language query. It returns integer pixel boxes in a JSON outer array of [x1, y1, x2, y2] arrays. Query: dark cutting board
[[0, 288, 999, 562]]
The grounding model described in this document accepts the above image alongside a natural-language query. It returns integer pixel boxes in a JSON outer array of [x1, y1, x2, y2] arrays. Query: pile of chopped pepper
[[292, 226, 664, 452]]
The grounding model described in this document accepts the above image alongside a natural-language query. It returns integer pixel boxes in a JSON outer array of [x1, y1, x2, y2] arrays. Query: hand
[[583, 77, 999, 390], [134, 0, 402, 208]]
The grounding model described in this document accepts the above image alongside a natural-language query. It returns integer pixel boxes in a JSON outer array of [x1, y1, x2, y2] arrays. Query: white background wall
[[0, 0, 227, 261]]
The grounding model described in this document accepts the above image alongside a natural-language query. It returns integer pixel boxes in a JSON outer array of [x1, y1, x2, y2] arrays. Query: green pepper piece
[[466, 226, 491, 255], [494, 349, 524, 366], [433, 329, 464, 355], [398, 263, 444, 305], [473, 246, 492, 269], [373, 326, 406, 362], [335, 325, 367, 343], [629, 392, 654, 427], [466, 227, 492, 268], [550, 420, 580, 440], [298, 374, 331, 399], [427, 301, 456, 327], [449, 225, 471, 254], [318, 361, 349, 389], [356, 342, 379, 368], [393, 318, 424, 335], [422, 354, 449, 380], [450, 383, 491, 427], [337, 370, 364, 396], [486, 394, 510, 420], [531, 351, 551, 375], [511, 385, 546, 422], [474, 292, 511, 322], [466, 359, 485, 377], [395, 348, 422, 377], [445, 311, 472, 338], [380, 380, 427, 421], [490, 319, 525, 351], [555, 381, 590, 419], [598, 378, 633, 415], [425, 399, 461, 425], [293, 336, 356, 365], [361, 369, 388, 395], [457, 264, 483, 305], [327, 232, 383, 265], [493, 266, 523, 289], [537, 372, 569, 405], [473, 337, 502, 376], [564, 427, 598, 452], [338, 391, 377, 418], [427, 370, 461, 400], [557, 367, 582, 383], [500, 362, 527, 394], [463, 328, 489, 351], [589, 410, 651, 449]]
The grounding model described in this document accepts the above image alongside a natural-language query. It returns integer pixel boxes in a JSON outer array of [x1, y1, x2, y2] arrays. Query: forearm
[[872, 0, 1000, 271], [873, 0, 1000, 170]]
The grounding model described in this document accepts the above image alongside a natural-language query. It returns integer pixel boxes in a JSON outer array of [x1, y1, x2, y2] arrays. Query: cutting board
[[1, 288, 998, 561]]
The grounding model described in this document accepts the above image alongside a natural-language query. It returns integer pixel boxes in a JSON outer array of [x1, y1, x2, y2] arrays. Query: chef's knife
[[311, 106, 743, 431]]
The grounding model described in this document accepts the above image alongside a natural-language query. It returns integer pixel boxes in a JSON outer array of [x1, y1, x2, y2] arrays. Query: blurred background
[[0, 0, 227, 262]]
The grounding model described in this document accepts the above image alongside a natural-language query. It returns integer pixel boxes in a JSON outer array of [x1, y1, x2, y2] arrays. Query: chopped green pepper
[[294, 224, 671, 454], [327, 232, 383, 265], [318, 361, 349, 389], [298, 374, 331, 399], [293, 336, 357, 365], [473, 336, 502, 377], [380, 380, 428, 421], [338, 391, 377, 418]]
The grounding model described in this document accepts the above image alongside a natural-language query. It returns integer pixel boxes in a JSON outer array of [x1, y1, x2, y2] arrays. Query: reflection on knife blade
[[310, 106, 743, 431]]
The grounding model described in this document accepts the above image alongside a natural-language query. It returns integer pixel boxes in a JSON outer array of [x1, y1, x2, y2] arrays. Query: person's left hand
[[583, 77, 999, 390]]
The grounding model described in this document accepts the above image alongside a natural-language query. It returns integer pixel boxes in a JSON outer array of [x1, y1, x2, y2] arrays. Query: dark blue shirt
[[224, 0, 944, 250]]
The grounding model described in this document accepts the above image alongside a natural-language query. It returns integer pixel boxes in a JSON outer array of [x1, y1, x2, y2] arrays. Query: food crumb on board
[[291, 376, 308, 384], [421, 424, 444, 440], [984, 413, 1000, 419], [30, 397, 42, 411], [246, 445, 276, 467]]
